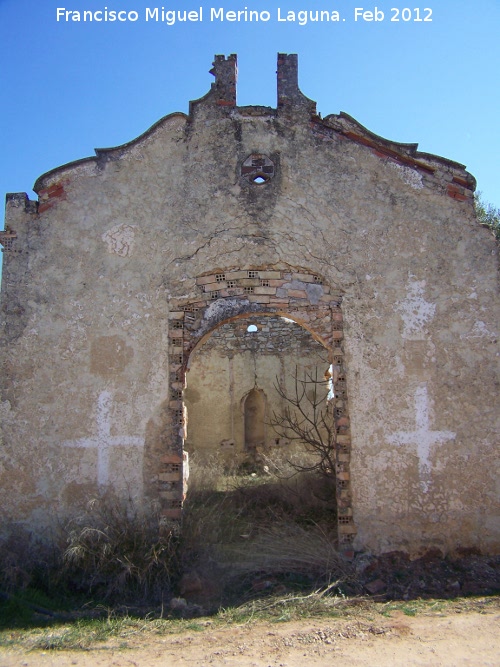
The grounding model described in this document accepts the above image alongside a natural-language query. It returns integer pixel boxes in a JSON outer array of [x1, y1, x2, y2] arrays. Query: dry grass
[[61, 496, 181, 602], [178, 454, 342, 606]]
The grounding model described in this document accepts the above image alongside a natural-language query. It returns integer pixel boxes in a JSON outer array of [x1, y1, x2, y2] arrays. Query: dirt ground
[[1, 607, 499, 667]]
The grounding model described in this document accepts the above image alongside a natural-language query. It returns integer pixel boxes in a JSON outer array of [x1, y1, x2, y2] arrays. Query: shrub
[[62, 496, 180, 602]]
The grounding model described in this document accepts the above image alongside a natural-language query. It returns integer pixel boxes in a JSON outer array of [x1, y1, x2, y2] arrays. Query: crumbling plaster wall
[[0, 54, 498, 554]]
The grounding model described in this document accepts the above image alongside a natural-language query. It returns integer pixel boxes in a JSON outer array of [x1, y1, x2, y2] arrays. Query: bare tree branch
[[269, 366, 336, 478]]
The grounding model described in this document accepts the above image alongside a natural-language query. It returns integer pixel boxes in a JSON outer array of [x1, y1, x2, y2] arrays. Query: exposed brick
[[446, 183, 470, 202], [169, 329, 184, 338], [452, 175, 472, 189], [161, 454, 183, 465], [159, 472, 182, 482], [338, 523, 357, 535], [225, 270, 249, 280], [202, 281, 226, 292], [292, 273, 317, 283], [449, 193, 467, 202], [258, 270, 282, 279], [47, 185, 64, 197], [37, 202, 53, 214], [239, 278, 261, 287], [196, 274, 217, 286]]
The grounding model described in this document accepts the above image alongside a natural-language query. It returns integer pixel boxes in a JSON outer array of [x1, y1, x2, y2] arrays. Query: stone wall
[[1, 54, 498, 555]]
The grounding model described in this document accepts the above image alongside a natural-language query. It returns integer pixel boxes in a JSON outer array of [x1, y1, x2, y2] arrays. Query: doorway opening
[[180, 312, 341, 603], [161, 265, 355, 587]]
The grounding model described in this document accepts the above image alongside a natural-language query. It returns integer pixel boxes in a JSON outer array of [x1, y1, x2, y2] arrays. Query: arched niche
[[243, 387, 267, 453]]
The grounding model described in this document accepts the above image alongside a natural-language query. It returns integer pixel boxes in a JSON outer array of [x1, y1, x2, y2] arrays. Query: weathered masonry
[[1, 54, 499, 555]]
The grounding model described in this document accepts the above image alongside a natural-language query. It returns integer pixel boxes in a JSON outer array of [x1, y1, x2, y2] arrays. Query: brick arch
[[162, 268, 356, 547]]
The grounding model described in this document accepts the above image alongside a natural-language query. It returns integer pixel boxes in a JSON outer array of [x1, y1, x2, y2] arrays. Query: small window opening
[[247, 324, 258, 333], [252, 174, 268, 185]]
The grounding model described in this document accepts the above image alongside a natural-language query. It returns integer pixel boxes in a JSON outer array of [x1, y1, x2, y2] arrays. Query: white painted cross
[[387, 385, 455, 492], [62, 391, 144, 490]]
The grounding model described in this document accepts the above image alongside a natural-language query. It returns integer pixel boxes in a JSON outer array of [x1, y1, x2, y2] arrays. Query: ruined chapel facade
[[1, 54, 498, 555]]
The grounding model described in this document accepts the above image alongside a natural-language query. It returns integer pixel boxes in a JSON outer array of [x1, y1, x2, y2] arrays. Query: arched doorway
[[161, 267, 356, 549]]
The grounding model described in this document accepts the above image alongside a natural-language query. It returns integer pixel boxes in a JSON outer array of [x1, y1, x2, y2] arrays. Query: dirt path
[[1, 609, 499, 667]]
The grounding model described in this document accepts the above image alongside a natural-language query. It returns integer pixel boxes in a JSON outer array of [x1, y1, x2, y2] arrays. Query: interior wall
[[183, 315, 329, 466]]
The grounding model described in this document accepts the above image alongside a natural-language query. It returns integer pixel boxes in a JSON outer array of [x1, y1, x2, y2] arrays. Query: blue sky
[[1, 0, 499, 228]]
